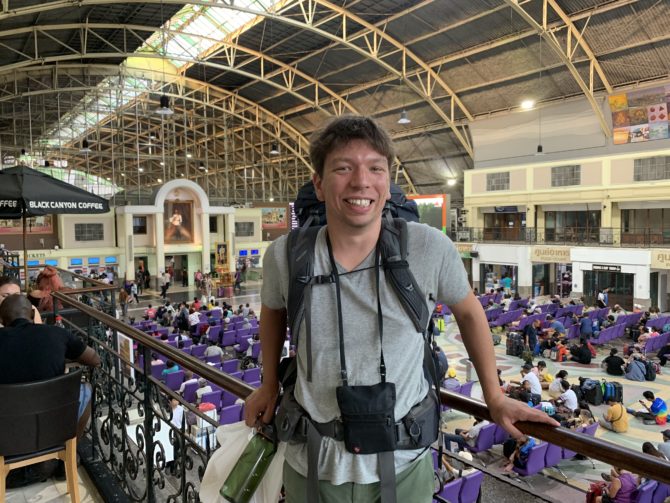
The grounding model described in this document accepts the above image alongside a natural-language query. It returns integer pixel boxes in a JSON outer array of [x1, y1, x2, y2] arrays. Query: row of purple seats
[[587, 307, 610, 320], [441, 381, 475, 413], [646, 316, 670, 331], [488, 309, 523, 329], [508, 298, 529, 311], [566, 324, 580, 339], [514, 423, 599, 480], [644, 332, 670, 354], [484, 308, 503, 322], [556, 304, 584, 317], [516, 313, 543, 331], [431, 449, 484, 503], [616, 312, 643, 328], [591, 323, 626, 345]]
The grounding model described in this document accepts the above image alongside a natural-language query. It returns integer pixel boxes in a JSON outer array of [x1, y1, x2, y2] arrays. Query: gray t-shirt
[[262, 222, 470, 485]]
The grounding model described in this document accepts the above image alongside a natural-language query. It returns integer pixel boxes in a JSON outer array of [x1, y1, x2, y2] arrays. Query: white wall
[[471, 97, 670, 169], [570, 247, 651, 302], [59, 211, 116, 249], [474, 244, 533, 289]]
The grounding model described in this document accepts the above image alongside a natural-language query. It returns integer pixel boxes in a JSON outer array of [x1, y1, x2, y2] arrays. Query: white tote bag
[[199, 421, 286, 503]]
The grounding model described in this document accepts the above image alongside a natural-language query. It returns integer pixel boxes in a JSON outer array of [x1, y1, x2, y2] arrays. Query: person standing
[[243, 116, 556, 502], [119, 288, 129, 318]]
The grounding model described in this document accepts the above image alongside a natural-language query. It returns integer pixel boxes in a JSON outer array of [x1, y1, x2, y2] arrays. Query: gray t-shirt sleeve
[[408, 223, 471, 307], [260, 235, 288, 310]]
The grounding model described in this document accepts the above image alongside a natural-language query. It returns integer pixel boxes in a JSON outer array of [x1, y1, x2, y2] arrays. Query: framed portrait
[[216, 242, 229, 268], [164, 201, 194, 243]]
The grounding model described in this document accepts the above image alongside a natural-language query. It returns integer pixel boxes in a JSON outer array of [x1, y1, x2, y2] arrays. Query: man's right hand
[[244, 382, 280, 427]]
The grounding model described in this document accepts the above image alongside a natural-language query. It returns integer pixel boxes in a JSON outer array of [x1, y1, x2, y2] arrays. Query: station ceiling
[[0, 0, 668, 205]]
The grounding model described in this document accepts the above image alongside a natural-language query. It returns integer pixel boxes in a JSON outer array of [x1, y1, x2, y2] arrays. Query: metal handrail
[[52, 291, 670, 486]]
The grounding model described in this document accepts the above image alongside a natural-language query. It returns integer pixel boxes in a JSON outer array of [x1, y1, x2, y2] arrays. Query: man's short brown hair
[[309, 115, 395, 178]]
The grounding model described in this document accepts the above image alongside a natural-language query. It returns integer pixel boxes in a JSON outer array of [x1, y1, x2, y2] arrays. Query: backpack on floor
[[580, 378, 603, 405], [602, 380, 623, 403], [492, 333, 502, 346], [506, 332, 524, 356], [644, 360, 657, 381]]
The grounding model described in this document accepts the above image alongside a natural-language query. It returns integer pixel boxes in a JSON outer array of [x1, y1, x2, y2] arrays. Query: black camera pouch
[[336, 381, 397, 455], [401, 389, 439, 448]]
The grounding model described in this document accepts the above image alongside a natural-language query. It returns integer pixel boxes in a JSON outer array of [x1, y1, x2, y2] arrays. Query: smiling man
[[244, 116, 556, 503]]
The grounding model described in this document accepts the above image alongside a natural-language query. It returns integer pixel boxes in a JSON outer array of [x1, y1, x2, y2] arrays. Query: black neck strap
[[325, 231, 386, 386]]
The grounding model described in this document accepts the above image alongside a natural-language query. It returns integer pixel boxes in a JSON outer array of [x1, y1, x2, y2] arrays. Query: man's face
[[0, 283, 20, 305], [313, 139, 390, 235]]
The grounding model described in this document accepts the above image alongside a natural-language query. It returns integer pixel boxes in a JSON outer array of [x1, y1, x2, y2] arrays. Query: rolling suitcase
[[506, 332, 524, 357]]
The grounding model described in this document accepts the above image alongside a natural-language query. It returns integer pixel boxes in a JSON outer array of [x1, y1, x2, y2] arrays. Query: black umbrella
[[0, 165, 110, 288]]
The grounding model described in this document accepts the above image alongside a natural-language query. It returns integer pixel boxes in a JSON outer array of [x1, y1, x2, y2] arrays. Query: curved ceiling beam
[[0, 0, 473, 158], [0, 64, 312, 173], [502, 0, 612, 138], [274, 0, 636, 118], [0, 22, 360, 118]]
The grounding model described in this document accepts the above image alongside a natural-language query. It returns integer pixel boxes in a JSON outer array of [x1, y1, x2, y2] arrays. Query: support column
[[155, 213, 165, 287], [201, 211, 211, 274], [123, 213, 134, 281]]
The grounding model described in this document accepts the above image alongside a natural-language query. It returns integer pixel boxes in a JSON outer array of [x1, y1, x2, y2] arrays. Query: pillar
[[201, 211, 211, 274]]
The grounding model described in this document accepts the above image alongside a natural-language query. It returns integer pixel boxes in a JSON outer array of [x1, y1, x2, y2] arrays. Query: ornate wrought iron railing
[[52, 290, 670, 503]]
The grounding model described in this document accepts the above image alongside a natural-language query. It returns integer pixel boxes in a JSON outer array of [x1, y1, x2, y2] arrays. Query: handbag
[[199, 421, 286, 503]]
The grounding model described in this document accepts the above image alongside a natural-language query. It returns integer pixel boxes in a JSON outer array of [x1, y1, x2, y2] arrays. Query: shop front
[[530, 246, 572, 298], [479, 263, 517, 294], [583, 265, 635, 311], [650, 249, 670, 311], [455, 243, 474, 287]]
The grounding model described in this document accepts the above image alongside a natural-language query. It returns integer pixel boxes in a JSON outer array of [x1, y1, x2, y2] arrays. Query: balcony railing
[[48, 289, 670, 502], [452, 227, 670, 247]]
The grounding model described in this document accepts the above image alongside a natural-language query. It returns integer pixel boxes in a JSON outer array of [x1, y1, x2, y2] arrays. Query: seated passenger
[[595, 467, 638, 503], [443, 367, 461, 392], [162, 360, 180, 378], [602, 348, 625, 376], [626, 391, 667, 425], [204, 340, 224, 361], [0, 294, 100, 440], [536, 360, 554, 390], [569, 340, 592, 365], [556, 379, 579, 414], [442, 417, 490, 452], [599, 397, 628, 433], [624, 357, 647, 382], [502, 435, 536, 472], [548, 370, 568, 399]]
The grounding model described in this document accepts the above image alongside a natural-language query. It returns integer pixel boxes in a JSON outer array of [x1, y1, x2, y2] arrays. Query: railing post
[[142, 345, 156, 503]]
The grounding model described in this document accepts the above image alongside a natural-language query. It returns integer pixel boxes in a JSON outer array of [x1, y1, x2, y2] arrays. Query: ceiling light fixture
[[180, 172, 185, 177], [157, 178, 163, 183], [80, 139, 92, 154], [536, 144, 544, 156], [269, 143, 280, 155], [521, 99, 535, 111], [198, 162, 206, 170], [156, 95, 173, 115], [138, 167, 144, 173], [268, 197, 275, 202], [447, 178, 457, 187], [397, 110, 411, 125], [159, 161, 165, 166], [186, 153, 192, 158]]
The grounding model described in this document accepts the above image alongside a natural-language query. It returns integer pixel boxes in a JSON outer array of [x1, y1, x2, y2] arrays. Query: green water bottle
[[220, 426, 276, 503]]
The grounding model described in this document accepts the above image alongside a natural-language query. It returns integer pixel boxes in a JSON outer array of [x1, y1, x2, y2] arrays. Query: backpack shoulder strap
[[379, 218, 430, 333], [286, 225, 321, 351]]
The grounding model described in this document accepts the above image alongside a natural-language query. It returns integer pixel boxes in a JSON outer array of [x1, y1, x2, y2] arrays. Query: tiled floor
[[5, 465, 103, 503]]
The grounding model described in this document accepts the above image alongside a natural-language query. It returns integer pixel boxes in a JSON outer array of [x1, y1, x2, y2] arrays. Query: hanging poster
[[261, 207, 287, 229], [609, 85, 670, 145], [164, 201, 194, 243], [0, 215, 53, 235]]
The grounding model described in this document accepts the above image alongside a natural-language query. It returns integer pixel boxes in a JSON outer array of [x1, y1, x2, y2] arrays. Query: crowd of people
[[438, 287, 669, 490]]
